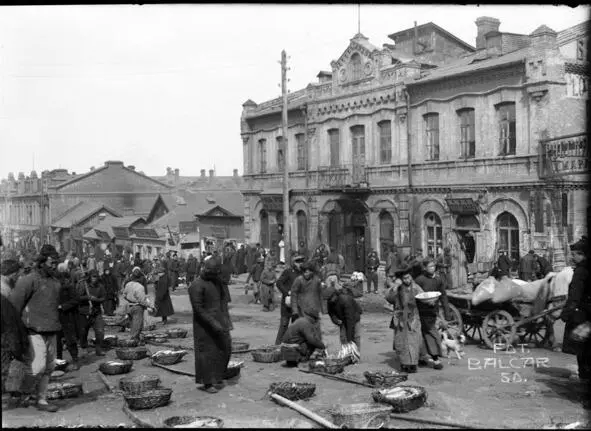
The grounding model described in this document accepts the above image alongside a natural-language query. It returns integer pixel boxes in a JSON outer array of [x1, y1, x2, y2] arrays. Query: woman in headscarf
[[385, 264, 423, 373], [188, 258, 232, 394]]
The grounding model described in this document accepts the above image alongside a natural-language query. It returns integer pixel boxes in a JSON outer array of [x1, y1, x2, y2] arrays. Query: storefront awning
[[446, 198, 480, 215]]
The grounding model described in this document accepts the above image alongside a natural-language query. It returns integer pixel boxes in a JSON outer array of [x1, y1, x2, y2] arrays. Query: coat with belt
[[385, 280, 423, 366], [188, 274, 232, 386]]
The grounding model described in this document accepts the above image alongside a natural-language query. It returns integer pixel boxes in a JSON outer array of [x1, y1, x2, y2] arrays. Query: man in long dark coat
[[235, 245, 247, 275], [154, 266, 174, 324], [186, 254, 198, 284], [188, 258, 231, 394], [169, 253, 180, 292], [275, 254, 305, 344]]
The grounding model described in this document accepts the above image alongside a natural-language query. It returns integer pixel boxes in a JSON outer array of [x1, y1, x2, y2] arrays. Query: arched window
[[497, 212, 519, 264], [424, 212, 443, 258], [350, 53, 363, 81], [297, 210, 307, 247], [260, 210, 269, 248], [379, 211, 394, 260]]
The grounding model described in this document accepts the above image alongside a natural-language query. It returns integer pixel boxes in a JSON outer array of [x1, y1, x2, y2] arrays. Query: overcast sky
[[0, 4, 588, 180]]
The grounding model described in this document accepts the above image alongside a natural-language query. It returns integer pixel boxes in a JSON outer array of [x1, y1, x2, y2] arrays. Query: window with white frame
[[424, 113, 440, 161], [497, 103, 516, 155], [378, 120, 392, 164], [424, 212, 443, 258], [458, 108, 475, 158], [258, 139, 267, 173]]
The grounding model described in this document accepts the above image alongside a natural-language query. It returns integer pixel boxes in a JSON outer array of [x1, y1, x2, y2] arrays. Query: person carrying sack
[[122, 281, 154, 343]]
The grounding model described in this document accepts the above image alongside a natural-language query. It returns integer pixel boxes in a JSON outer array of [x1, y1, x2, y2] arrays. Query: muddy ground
[[2, 273, 590, 429]]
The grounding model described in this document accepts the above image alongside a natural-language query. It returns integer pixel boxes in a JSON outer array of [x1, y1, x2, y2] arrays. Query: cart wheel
[[482, 310, 516, 349], [518, 316, 553, 348], [438, 303, 463, 335]]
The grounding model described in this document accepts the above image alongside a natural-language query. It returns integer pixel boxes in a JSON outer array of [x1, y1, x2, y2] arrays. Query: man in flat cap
[[10, 244, 62, 412], [1, 259, 21, 297]]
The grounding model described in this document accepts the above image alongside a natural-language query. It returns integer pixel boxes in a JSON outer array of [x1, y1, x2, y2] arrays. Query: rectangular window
[[378, 120, 392, 164], [328, 129, 340, 167], [296, 133, 306, 170], [497, 103, 516, 155], [276, 137, 285, 172], [424, 113, 440, 161], [458, 109, 475, 158], [258, 139, 267, 173]]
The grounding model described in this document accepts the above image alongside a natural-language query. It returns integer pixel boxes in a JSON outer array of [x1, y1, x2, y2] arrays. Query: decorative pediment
[[331, 33, 380, 85], [202, 205, 236, 218]]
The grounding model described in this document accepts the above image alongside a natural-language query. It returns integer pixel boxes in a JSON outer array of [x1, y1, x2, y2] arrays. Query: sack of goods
[[491, 278, 522, 304]]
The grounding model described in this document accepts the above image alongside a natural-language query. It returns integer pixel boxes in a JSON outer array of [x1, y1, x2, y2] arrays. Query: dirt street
[[2, 273, 590, 429]]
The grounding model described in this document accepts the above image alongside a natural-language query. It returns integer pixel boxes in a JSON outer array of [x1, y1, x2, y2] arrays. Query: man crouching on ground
[[281, 310, 326, 367], [9, 245, 62, 412], [188, 258, 232, 394]]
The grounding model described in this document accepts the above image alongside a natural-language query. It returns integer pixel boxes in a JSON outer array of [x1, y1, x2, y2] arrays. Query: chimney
[[209, 169, 214, 179], [530, 25, 557, 51], [105, 160, 124, 167], [476, 17, 500, 50], [128, 165, 135, 171], [90, 166, 95, 171], [200, 169, 206, 178], [233, 169, 238, 177], [174, 168, 179, 183]]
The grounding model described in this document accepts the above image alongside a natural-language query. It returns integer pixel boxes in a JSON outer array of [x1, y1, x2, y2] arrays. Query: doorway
[[455, 214, 480, 264]]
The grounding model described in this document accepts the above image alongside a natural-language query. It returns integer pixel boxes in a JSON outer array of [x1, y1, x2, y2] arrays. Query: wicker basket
[[151, 350, 188, 366], [223, 360, 244, 380], [251, 346, 283, 363], [119, 374, 161, 395], [143, 332, 168, 340], [124, 388, 172, 410], [163, 415, 223, 428], [91, 335, 119, 348], [99, 360, 133, 375], [231, 341, 250, 353], [117, 338, 140, 348], [165, 328, 188, 339], [269, 382, 316, 401], [151, 337, 169, 344], [116, 346, 150, 361], [364, 370, 408, 387], [328, 403, 393, 429], [46, 382, 83, 400], [309, 359, 345, 375], [371, 385, 427, 413]]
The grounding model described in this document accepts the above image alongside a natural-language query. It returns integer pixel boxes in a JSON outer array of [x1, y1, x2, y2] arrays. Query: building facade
[[240, 17, 589, 274]]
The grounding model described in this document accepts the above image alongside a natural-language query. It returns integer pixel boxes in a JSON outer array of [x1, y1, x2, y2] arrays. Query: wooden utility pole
[[281, 50, 291, 260], [39, 174, 46, 245]]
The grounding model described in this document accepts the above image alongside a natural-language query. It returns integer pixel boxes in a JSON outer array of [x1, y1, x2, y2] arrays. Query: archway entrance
[[455, 214, 480, 264], [322, 198, 368, 273]]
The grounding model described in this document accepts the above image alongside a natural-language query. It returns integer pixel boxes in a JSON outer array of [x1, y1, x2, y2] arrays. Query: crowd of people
[[2, 234, 589, 411]]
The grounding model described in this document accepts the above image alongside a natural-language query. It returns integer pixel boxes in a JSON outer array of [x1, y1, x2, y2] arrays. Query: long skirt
[[193, 328, 231, 386]]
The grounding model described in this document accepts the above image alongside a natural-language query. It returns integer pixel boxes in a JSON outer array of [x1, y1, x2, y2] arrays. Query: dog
[[440, 328, 466, 360]]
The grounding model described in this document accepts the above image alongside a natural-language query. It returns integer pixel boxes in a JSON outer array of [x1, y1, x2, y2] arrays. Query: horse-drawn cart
[[437, 289, 565, 349]]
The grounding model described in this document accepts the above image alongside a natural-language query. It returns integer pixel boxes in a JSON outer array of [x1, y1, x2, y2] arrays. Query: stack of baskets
[[363, 370, 408, 387], [269, 382, 316, 401], [165, 328, 188, 339], [150, 350, 188, 366], [116, 346, 150, 361], [327, 403, 393, 429], [251, 345, 283, 363], [99, 360, 133, 376], [117, 338, 140, 348], [120, 374, 172, 410]]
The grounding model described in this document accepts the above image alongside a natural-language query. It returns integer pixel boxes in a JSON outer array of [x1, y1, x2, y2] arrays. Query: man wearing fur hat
[[9, 244, 61, 412]]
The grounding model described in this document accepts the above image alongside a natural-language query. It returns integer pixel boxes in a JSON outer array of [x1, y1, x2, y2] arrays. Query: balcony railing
[[317, 164, 368, 189]]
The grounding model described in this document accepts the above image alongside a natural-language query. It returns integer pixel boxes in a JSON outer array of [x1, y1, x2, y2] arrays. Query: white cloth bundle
[[337, 341, 360, 363]]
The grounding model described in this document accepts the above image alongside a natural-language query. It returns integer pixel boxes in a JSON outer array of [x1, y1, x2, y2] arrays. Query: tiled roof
[[557, 20, 590, 45], [52, 201, 122, 228], [388, 21, 476, 52], [84, 215, 146, 240], [54, 164, 171, 190], [408, 47, 527, 87], [150, 190, 244, 230]]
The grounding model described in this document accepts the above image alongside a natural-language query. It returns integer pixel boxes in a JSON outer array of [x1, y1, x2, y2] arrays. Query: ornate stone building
[[240, 17, 589, 273]]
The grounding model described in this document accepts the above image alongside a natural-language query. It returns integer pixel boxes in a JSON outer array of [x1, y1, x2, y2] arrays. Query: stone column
[[369, 208, 380, 255], [308, 195, 319, 249], [398, 194, 411, 256]]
